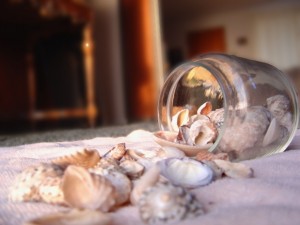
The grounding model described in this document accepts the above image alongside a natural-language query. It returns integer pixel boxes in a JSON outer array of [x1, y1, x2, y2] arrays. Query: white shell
[[263, 118, 285, 146], [62, 165, 116, 211], [138, 182, 204, 224], [119, 160, 145, 179], [189, 118, 217, 146], [159, 158, 214, 188], [103, 143, 126, 161], [171, 109, 190, 131], [24, 209, 112, 225], [213, 159, 253, 179]]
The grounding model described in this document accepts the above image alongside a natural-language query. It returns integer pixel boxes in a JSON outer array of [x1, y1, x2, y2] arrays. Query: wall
[[163, 1, 300, 70]]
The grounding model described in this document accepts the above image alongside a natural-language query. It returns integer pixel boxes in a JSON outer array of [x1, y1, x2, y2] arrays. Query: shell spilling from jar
[[157, 94, 292, 160]]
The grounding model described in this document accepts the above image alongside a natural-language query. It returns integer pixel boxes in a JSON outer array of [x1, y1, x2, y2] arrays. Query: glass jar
[[157, 53, 299, 161]]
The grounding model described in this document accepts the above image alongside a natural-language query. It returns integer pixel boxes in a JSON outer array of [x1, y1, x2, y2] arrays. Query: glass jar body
[[157, 53, 299, 161]]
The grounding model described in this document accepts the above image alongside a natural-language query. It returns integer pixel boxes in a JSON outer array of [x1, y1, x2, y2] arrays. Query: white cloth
[[1, 130, 300, 225]]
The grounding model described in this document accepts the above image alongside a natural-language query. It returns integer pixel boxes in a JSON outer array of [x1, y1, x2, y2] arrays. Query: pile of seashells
[[155, 94, 293, 160], [10, 143, 253, 225]]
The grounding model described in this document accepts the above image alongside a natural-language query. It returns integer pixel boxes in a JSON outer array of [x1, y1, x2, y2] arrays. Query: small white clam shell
[[24, 209, 112, 225], [213, 159, 253, 179], [159, 158, 214, 188], [62, 165, 116, 211], [119, 160, 145, 179], [138, 182, 204, 224], [171, 108, 190, 131]]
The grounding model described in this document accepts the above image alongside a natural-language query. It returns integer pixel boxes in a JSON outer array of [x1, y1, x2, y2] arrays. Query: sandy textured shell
[[62, 165, 116, 211], [130, 165, 161, 205], [89, 168, 132, 206], [9, 163, 64, 202], [103, 143, 127, 161], [207, 108, 224, 129], [39, 176, 65, 205], [24, 209, 112, 225], [213, 159, 253, 179], [119, 160, 145, 179], [52, 149, 101, 169], [138, 182, 204, 224], [171, 108, 190, 131], [159, 158, 214, 188]]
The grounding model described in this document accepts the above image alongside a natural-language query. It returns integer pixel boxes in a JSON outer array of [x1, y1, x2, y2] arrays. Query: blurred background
[[0, 0, 299, 134]]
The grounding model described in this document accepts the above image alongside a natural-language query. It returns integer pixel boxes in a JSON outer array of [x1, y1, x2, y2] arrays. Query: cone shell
[[52, 149, 101, 169], [138, 182, 204, 224], [62, 165, 116, 211]]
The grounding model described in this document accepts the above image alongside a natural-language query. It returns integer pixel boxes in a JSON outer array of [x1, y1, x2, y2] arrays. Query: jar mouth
[[158, 62, 229, 153]]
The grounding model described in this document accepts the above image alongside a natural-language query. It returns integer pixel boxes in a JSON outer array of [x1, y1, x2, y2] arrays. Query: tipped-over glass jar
[[157, 53, 299, 161]]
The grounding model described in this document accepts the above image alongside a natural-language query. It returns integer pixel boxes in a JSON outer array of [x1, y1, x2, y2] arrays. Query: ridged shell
[[62, 165, 116, 211], [89, 168, 132, 206], [138, 182, 204, 224], [159, 158, 213, 188], [52, 149, 101, 169], [9, 163, 64, 202], [24, 209, 112, 225]]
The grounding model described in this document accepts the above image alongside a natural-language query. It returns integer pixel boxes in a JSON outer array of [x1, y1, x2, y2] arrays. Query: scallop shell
[[158, 158, 214, 188], [130, 165, 161, 205], [89, 168, 132, 206], [9, 163, 64, 202], [171, 108, 190, 131], [52, 149, 101, 169], [24, 209, 112, 225], [103, 143, 127, 161], [138, 182, 204, 224], [119, 160, 145, 179], [61, 165, 116, 211]]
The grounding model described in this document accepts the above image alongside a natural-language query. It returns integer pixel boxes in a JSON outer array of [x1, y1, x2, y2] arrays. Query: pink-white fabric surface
[[1, 129, 300, 225]]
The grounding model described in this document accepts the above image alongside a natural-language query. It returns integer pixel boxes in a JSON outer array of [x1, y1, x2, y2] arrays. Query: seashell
[[103, 143, 126, 161], [138, 182, 204, 224], [195, 150, 228, 161], [9, 163, 64, 202], [263, 118, 285, 146], [207, 108, 224, 130], [89, 168, 132, 206], [130, 165, 161, 205], [96, 158, 121, 172], [158, 157, 214, 188], [24, 209, 112, 225], [213, 159, 253, 179], [153, 130, 212, 156], [197, 101, 212, 115], [189, 118, 218, 146], [119, 160, 145, 179], [52, 149, 101, 169], [171, 108, 190, 131], [202, 160, 224, 180], [156, 146, 186, 159], [39, 176, 65, 205], [61, 165, 116, 211]]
